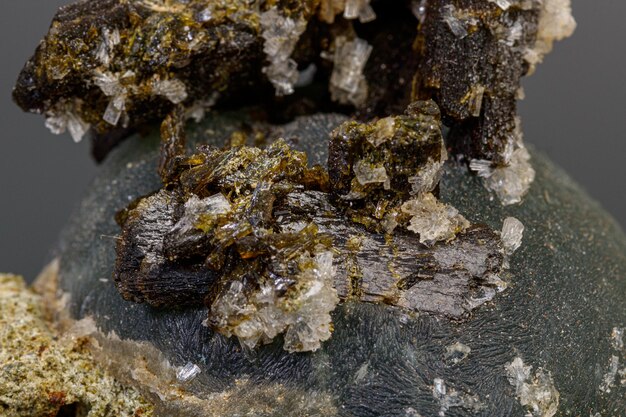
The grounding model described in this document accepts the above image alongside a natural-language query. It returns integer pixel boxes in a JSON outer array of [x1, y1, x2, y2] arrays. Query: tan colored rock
[[0, 272, 153, 417]]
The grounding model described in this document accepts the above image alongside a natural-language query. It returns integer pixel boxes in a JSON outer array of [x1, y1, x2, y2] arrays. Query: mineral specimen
[[14, 0, 575, 185], [114, 102, 510, 350], [39, 110, 626, 415], [11, 0, 616, 414]]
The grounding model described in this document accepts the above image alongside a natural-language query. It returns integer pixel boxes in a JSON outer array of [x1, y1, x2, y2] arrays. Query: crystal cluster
[[260, 8, 308, 96], [432, 378, 484, 416], [44, 99, 91, 143], [318, 0, 376, 23], [470, 118, 536, 205], [210, 249, 338, 352], [328, 36, 373, 106], [505, 357, 560, 417], [328, 100, 468, 244], [441, 4, 479, 39], [116, 140, 339, 352], [525, 0, 577, 74]]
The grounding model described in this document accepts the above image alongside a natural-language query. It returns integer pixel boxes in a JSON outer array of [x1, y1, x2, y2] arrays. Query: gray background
[[1, 0, 624, 280]]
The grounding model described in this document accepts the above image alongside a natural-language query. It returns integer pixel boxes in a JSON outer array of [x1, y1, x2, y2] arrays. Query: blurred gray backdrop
[[1, 0, 625, 280]]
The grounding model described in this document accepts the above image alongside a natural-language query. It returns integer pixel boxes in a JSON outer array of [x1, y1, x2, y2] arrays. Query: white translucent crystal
[[343, 0, 376, 23], [170, 194, 231, 237], [95, 28, 121, 65], [210, 251, 339, 353], [93, 71, 125, 97], [441, 5, 468, 39], [329, 36, 373, 106], [488, 0, 511, 10], [176, 362, 201, 383], [465, 287, 497, 310], [402, 193, 470, 245], [501, 217, 524, 256], [525, 0, 576, 74], [444, 342, 471, 365], [185, 93, 219, 123], [294, 63, 317, 88], [611, 327, 625, 351], [260, 8, 307, 96], [358, 3, 377, 23], [368, 117, 396, 147], [343, 0, 361, 19], [432, 378, 484, 416], [408, 159, 445, 195], [470, 146, 535, 206], [103, 94, 126, 126], [197, 7, 213, 22], [44, 101, 91, 143], [153, 78, 188, 104], [354, 160, 389, 188], [505, 357, 560, 417]]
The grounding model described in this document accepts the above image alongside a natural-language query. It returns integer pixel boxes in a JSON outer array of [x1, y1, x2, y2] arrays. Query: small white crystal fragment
[[44, 101, 91, 143], [505, 357, 560, 417], [368, 117, 395, 147], [185, 93, 219, 123], [466, 287, 497, 309], [170, 194, 231, 237], [153, 78, 188, 104], [441, 5, 468, 39], [176, 362, 201, 383], [488, 0, 511, 10], [599, 355, 620, 393], [343, 0, 361, 19], [408, 159, 445, 196], [295, 63, 317, 88], [93, 71, 125, 97], [342, 0, 376, 22], [260, 8, 308, 96], [354, 160, 389, 187], [471, 147, 535, 206], [467, 85, 485, 117], [432, 377, 484, 416], [358, 3, 377, 23], [197, 7, 213, 22], [95, 28, 121, 65], [329, 36, 373, 106], [525, 0, 576, 74], [501, 217, 524, 256], [103, 95, 126, 126], [444, 342, 471, 365], [402, 193, 470, 245], [611, 327, 625, 351]]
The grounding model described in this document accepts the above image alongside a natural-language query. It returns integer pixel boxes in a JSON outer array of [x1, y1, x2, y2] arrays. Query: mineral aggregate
[[13, 0, 574, 177], [51, 112, 626, 415], [0, 273, 153, 417], [114, 104, 509, 351]]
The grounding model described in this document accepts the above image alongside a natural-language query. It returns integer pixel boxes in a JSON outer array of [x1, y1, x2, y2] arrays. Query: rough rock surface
[[0, 272, 152, 417], [52, 112, 626, 416]]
